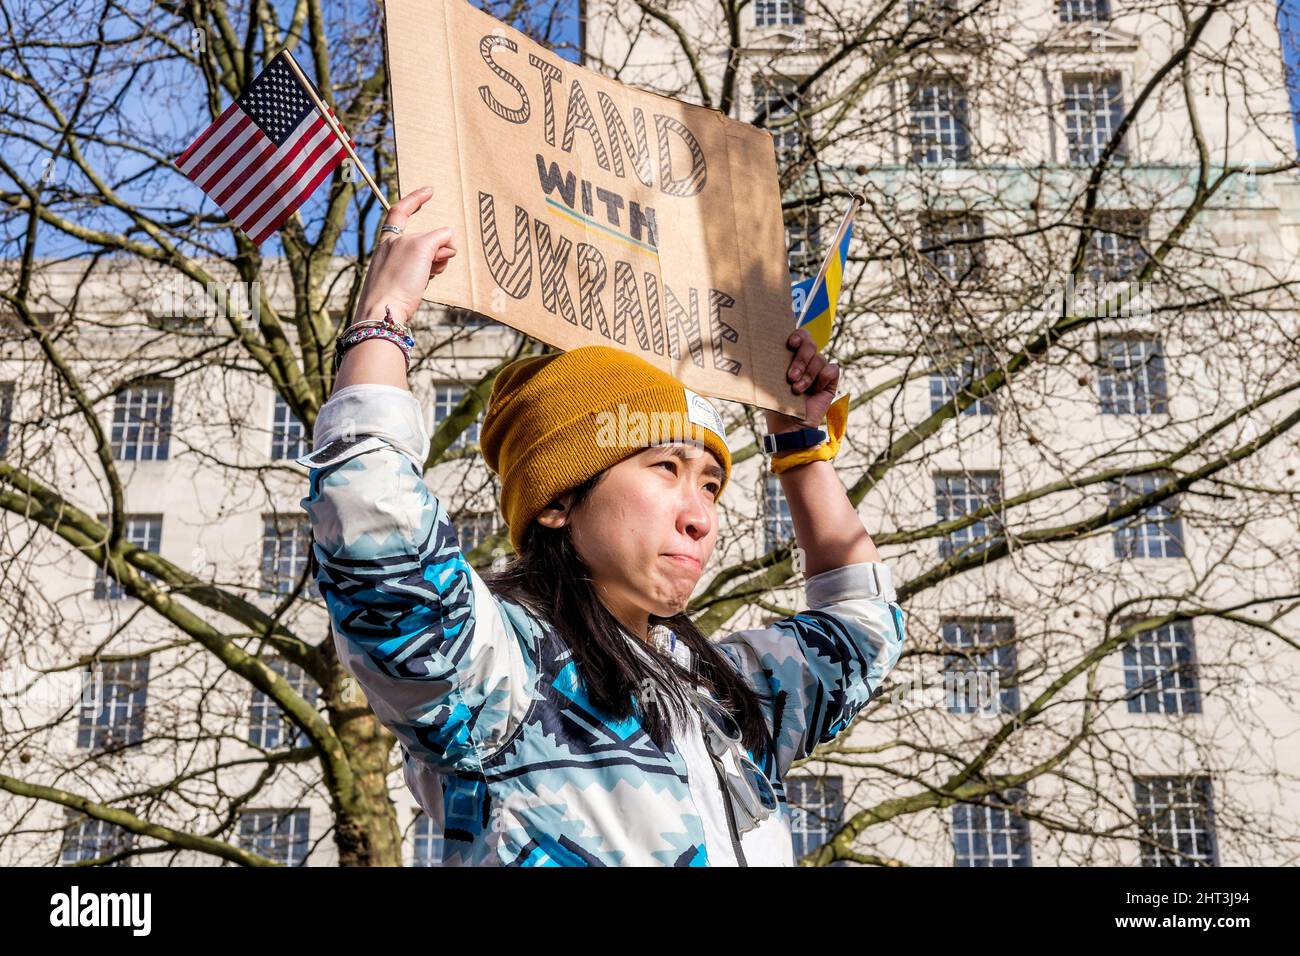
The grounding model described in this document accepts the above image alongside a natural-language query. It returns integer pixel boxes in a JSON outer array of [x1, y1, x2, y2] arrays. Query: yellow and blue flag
[[791, 221, 852, 351]]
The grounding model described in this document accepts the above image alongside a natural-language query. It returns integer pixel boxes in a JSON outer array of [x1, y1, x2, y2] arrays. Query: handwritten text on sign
[[385, 0, 798, 413]]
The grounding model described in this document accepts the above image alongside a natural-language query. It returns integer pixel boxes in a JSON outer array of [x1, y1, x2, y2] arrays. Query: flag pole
[[794, 192, 864, 328], [280, 50, 391, 212]]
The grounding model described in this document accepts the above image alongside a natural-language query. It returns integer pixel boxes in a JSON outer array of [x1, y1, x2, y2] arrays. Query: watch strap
[[762, 426, 827, 454], [769, 393, 851, 475]]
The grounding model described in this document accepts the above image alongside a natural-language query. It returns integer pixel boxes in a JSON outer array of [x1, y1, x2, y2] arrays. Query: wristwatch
[[762, 426, 828, 455]]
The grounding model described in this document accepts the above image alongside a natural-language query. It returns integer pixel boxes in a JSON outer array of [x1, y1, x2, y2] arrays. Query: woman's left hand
[[765, 327, 840, 430]]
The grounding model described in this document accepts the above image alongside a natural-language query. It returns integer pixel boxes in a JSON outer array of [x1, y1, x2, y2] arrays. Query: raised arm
[[298, 188, 536, 773], [716, 329, 906, 779]]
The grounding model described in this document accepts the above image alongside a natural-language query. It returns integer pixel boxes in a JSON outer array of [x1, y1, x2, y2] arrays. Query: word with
[[537, 155, 658, 248]]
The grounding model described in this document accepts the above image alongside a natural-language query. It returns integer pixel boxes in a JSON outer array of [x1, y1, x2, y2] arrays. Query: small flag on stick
[[176, 49, 387, 245], [791, 194, 863, 351]]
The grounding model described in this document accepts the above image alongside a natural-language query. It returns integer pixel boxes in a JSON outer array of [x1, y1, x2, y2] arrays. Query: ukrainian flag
[[791, 222, 852, 352]]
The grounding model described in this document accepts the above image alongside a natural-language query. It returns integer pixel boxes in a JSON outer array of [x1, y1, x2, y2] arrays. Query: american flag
[[177, 50, 353, 245]]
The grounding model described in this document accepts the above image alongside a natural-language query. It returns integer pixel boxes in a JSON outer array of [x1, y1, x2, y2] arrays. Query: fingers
[[794, 354, 828, 393], [786, 328, 821, 392], [811, 361, 839, 395], [421, 227, 457, 277], [381, 185, 436, 237]]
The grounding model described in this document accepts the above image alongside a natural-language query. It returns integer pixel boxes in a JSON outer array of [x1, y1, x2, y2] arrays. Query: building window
[[909, 78, 970, 165], [929, 340, 996, 415], [1063, 73, 1126, 165], [941, 618, 1019, 715], [1122, 620, 1200, 714], [1060, 0, 1110, 21], [77, 658, 149, 750], [60, 811, 133, 866], [1084, 211, 1148, 282], [433, 386, 482, 450], [1133, 776, 1217, 866], [238, 809, 311, 866], [0, 381, 13, 458], [919, 213, 984, 284], [1098, 335, 1167, 415], [455, 511, 501, 555], [764, 474, 795, 552], [787, 776, 844, 860], [935, 472, 1003, 560], [1109, 473, 1185, 559], [93, 514, 162, 600], [755, 0, 805, 27], [261, 515, 316, 597], [248, 658, 319, 749], [110, 381, 173, 461], [270, 393, 309, 460], [952, 788, 1033, 866], [412, 811, 444, 867], [755, 76, 806, 166], [786, 210, 822, 278]]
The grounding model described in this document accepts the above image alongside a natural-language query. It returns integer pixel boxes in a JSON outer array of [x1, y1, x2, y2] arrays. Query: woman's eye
[[705, 482, 721, 497], [656, 460, 677, 474]]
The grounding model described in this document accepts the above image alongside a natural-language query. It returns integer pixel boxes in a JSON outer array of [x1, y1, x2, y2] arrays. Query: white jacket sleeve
[[715, 560, 906, 779]]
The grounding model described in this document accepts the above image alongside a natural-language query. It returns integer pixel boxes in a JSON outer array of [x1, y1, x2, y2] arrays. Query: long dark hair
[[479, 468, 774, 756]]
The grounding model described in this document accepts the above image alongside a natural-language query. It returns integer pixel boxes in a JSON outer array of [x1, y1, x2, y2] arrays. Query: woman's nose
[[677, 488, 713, 540]]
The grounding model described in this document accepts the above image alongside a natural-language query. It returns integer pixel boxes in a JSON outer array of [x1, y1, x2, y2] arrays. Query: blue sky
[[8, 0, 1298, 265], [1278, 0, 1300, 150]]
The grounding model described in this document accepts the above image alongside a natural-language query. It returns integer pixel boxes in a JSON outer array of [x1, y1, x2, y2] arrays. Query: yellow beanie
[[480, 345, 732, 553]]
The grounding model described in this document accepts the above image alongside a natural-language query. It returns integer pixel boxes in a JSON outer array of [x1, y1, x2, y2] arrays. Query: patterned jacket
[[298, 383, 907, 866]]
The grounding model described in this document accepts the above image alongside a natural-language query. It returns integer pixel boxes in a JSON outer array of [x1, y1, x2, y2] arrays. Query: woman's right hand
[[354, 185, 458, 325]]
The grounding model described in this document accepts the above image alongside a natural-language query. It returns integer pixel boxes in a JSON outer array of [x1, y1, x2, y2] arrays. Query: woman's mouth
[[662, 553, 701, 571]]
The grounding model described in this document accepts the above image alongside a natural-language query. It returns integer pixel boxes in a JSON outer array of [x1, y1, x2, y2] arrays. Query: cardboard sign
[[384, 0, 802, 415]]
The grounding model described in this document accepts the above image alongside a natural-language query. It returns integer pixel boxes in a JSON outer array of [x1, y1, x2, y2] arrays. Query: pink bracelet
[[333, 306, 415, 372]]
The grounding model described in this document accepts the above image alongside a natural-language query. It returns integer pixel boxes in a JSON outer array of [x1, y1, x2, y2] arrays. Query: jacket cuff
[[805, 561, 896, 607], [312, 383, 431, 467]]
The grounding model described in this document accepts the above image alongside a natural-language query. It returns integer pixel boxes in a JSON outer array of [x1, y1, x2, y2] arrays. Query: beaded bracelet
[[332, 306, 415, 372]]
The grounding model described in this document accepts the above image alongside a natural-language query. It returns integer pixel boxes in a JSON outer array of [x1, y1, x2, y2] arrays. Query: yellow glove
[[769, 393, 850, 475]]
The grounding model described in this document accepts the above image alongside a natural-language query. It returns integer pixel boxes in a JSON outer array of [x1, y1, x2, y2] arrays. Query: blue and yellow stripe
[[791, 224, 852, 351]]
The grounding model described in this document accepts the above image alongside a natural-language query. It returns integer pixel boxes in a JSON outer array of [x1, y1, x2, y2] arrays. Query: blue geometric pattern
[[299, 383, 908, 866]]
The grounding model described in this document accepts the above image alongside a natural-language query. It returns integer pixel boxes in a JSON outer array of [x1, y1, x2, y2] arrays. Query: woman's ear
[[534, 493, 572, 530]]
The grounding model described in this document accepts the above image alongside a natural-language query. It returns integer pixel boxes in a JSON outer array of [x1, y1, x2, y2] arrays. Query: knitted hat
[[480, 345, 732, 553]]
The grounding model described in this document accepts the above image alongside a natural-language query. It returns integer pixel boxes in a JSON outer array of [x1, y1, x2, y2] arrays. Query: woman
[[299, 186, 907, 866]]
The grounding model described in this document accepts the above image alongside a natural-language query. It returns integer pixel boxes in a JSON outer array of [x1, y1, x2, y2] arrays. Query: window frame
[[109, 379, 174, 461], [907, 75, 972, 166], [934, 471, 1005, 560], [941, 617, 1020, 715], [1061, 71, 1127, 166], [1133, 775, 1218, 867], [1120, 618, 1201, 715], [1107, 471, 1185, 559], [951, 787, 1033, 866], [1096, 332, 1168, 415]]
